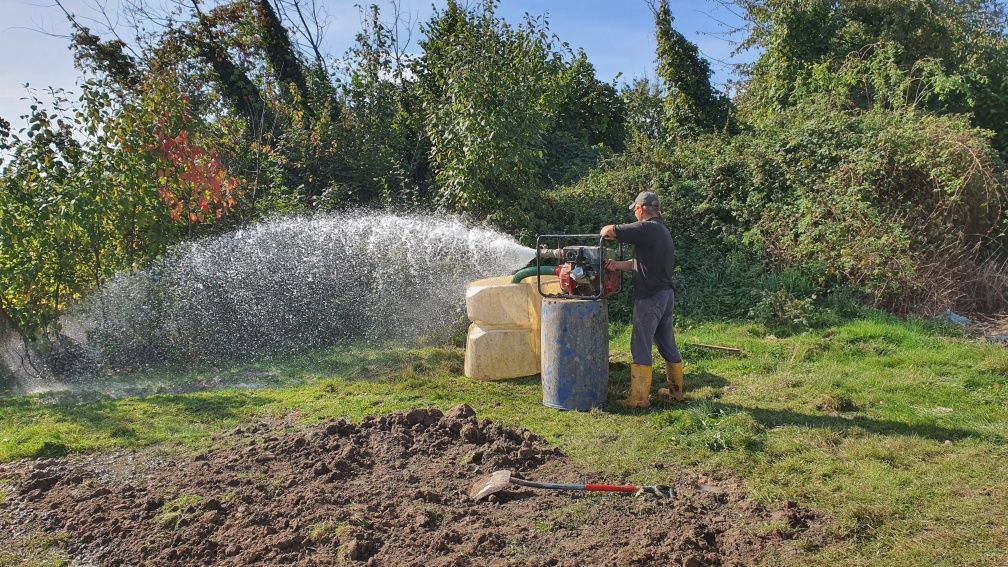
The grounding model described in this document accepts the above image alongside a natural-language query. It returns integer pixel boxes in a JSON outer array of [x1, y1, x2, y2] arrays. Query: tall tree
[[1, 306, 49, 388], [621, 77, 666, 155], [653, 0, 730, 137], [189, 2, 276, 135], [255, 0, 309, 108], [416, 0, 626, 213]]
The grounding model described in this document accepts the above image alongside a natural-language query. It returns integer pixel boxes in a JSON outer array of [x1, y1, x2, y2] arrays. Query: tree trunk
[[0, 307, 49, 390]]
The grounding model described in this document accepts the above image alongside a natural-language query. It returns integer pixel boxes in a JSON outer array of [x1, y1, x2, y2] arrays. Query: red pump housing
[[555, 264, 620, 297]]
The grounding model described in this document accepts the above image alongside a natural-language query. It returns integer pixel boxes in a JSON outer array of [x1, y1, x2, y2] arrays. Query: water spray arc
[[70, 212, 534, 371]]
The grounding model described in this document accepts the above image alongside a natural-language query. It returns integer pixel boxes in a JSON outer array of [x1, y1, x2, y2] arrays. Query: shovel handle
[[508, 477, 673, 498], [510, 478, 638, 493], [585, 483, 637, 493], [509, 478, 583, 491]]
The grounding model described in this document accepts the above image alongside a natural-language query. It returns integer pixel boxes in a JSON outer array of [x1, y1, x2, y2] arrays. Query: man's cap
[[629, 191, 660, 210]]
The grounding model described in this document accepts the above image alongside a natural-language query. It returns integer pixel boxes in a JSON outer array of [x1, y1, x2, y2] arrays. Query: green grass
[[307, 520, 347, 544], [1, 313, 1007, 566], [0, 529, 68, 567], [154, 493, 207, 528]]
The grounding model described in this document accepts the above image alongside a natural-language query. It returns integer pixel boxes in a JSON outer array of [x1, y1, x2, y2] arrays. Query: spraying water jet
[[45, 211, 536, 379]]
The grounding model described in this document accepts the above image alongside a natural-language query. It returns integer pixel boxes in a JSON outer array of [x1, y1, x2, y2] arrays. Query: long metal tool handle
[[510, 477, 587, 491], [510, 477, 637, 493], [585, 483, 639, 493], [510, 477, 674, 498]]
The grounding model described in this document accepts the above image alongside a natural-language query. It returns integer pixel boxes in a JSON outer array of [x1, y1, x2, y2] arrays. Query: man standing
[[600, 191, 684, 408]]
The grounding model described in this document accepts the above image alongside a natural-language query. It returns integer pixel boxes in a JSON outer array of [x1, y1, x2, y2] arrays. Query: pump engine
[[535, 235, 623, 299]]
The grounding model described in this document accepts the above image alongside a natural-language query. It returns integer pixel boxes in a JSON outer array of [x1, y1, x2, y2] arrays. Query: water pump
[[535, 235, 623, 299], [533, 234, 623, 411]]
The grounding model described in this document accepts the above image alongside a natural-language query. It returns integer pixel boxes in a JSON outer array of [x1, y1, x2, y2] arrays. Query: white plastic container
[[463, 274, 559, 380]]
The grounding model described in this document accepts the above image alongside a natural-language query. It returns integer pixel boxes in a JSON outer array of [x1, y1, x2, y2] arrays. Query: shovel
[[469, 469, 674, 501]]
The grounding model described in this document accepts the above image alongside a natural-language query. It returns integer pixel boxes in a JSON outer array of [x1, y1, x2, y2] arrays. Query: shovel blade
[[469, 469, 512, 501]]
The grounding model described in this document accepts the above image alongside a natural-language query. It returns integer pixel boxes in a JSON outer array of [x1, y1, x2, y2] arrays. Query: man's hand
[[600, 225, 616, 240], [605, 258, 634, 272]]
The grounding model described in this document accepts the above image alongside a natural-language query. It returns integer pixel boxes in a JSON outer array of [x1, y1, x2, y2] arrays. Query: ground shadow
[[504, 376, 545, 388], [681, 370, 729, 390], [710, 401, 990, 442], [606, 370, 995, 443], [492, 490, 540, 504], [606, 365, 728, 404], [0, 390, 274, 458], [142, 392, 273, 422], [300, 346, 466, 383]]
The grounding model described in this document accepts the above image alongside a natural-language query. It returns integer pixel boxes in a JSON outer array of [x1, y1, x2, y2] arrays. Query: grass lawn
[[1, 312, 1007, 566]]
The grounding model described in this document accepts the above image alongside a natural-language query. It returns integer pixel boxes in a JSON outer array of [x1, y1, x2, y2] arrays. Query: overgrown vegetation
[[2, 0, 1006, 339]]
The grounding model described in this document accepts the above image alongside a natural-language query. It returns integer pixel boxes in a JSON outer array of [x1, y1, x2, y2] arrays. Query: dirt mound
[[0, 406, 818, 566]]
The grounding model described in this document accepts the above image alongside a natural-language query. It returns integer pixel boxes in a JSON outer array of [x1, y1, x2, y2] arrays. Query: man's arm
[[602, 221, 643, 245], [602, 223, 635, 271]]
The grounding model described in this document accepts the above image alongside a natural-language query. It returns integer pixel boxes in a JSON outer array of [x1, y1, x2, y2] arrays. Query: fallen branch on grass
[[687, 342, 747, 357]]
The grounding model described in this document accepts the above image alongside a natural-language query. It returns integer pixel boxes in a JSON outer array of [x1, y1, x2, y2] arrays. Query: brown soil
[[0, 406, 819, 566]]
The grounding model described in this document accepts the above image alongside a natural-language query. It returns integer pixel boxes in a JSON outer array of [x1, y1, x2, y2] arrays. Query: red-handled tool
[[469, 470, 674, 501]]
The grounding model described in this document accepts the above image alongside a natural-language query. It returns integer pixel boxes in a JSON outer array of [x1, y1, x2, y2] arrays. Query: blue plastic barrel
[[540, 298, 609, 411]]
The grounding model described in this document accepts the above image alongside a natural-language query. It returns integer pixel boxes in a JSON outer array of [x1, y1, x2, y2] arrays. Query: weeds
[[815, 392, 858, 413], [836, 504, 896, 542], [667, 402, 767, 452], [418, 506, 442, 529], [348, 513, 372, 529], [0, 529, 69, 567], [153, 493, 206, 529], [749, 289, 817, 334], [308, 521, 344, 544], [533, 519, 554, 533]]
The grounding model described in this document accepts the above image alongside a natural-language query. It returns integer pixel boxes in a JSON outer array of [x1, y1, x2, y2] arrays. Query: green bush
[[749, 289, 816, 334], [509, 86, 1008, 320], [665, 97, 1007, 315]]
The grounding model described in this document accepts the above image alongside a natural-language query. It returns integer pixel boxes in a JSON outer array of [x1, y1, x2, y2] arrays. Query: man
[[600, 191, 684, 408]]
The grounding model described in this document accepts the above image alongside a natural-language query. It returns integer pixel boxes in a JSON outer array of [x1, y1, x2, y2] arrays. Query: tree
[[621, 77, 666, 156], [416, 0, 625, 214], [735, 0, 1008, 156], [544, 49, 627, 184], [1, 305, 50, 386], [415, 1, 553, 213], [335, 3, 432, 207], [0, 82, 184, 335], [653, 0, 732, 137]]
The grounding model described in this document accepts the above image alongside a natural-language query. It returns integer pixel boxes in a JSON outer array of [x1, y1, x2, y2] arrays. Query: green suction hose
[[511, 265, 556, 284]]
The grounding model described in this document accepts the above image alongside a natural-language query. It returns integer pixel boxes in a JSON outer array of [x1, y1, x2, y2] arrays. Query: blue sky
[[0, 0, 757, 131]]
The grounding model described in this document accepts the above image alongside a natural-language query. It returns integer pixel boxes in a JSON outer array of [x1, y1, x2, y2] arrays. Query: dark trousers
[[631, 287, 682, 366]]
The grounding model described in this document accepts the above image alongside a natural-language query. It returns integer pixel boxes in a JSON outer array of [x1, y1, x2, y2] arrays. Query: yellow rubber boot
[[658, 361, 684, 401], [619, 364, 652, 408]]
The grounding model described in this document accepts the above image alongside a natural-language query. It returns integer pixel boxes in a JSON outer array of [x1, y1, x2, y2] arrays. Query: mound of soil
[[0, 406, 818, 566]]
